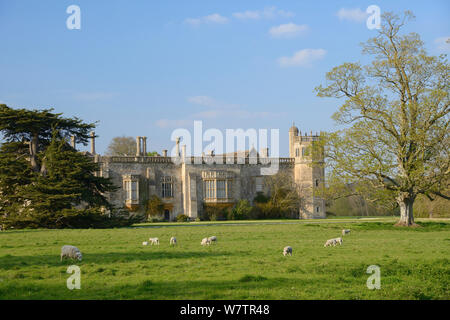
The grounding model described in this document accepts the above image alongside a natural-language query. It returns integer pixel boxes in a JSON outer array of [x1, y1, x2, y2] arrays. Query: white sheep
[[283, 246, 293, 256], [170, 237, 177, 245], [60, 245, 82, 261], [342, 229, 351, 236], [149, 237, 160, 245], [334, 237, 343, 245], [201, 237, 211, 246], [324, 239, 336, 247], [208, 236, 217, 243], [142, 241, 149, 246]]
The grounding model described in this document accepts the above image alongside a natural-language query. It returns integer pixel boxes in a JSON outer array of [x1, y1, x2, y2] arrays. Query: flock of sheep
[[59, 229, 351, 261], [284, 228, 351, 256], [141, 235, 218, 247]]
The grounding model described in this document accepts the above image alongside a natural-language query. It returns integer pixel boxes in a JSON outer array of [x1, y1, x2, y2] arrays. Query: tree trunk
[[29, 133, 40, 172], [395, 194, 418, 227]]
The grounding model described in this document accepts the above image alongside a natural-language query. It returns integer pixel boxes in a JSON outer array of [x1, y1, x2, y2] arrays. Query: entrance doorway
[[164, 209, 170, 221]]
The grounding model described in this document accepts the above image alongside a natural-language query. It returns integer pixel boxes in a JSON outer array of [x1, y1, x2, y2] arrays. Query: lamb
[[170, 237, 177, 245], [201, 237, 211, 246], [283, 246, 293, 256], [324, 237, 343, 247], [60, 245, 82, 262], [142, 241, 149, 246], [342, 229, 351, 236], [324, 239, 336, 247], [208, 236, 217, 243], [149, 237, 160, 245], [334, 237, 343, 245]]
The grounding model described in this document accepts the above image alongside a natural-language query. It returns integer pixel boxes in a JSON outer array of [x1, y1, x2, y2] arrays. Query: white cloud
[[185, 13, 228, 26], [435, 36, 450, 53], [233, 10, 260, 20], [204, 13, 228, 24], [187, 96, 240, 109], [336, 8, 367, 23], [187, 96, 217, 107], [233, 6, 295, 20], [278, 49, 326, 67], [155, 119, 193, 129], [269, 23, 308, 38], [184, 18, 202, 26], [156, 96, 285, 128]]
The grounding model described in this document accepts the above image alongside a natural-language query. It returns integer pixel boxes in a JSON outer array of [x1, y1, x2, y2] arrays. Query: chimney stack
[[90, 132, 96, 155], [175, 137, 180, 157], [136, 136, 141, 156], [142, 137, 147, 155], [70, 136, 76, 149], [182, 145, 187, 162]]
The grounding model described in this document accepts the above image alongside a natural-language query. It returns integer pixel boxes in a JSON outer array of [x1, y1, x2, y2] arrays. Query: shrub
[[229, 200, 253, 220], [147, 195, 164, 219], [202, 204, 230, 221], [1, 207, 141, 229], [176, 214, 189, 222], [253, 192, 269, 204]]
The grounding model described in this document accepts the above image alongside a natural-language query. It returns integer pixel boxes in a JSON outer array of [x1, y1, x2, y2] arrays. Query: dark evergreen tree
[[0, 104, 95, 173], [0, 105, 139, 229]]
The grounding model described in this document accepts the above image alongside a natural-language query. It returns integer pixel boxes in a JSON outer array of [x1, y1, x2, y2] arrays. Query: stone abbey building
[[88, 124, 325, 220]]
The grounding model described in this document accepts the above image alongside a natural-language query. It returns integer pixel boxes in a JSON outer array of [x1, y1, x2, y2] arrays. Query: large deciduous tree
[[106, 136, 137, 156], [106, 136, 159, 156], [315, 12, 449, 226]]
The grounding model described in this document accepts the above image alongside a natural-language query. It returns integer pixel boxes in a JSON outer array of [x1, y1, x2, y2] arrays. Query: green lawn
[[0, 218, 449, 299]]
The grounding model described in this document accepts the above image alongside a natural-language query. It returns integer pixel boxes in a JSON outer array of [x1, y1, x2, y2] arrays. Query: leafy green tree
[[106, 136, 159, 156], [147, 195, 164, 219], [315, 12, 449, 226], [230, 200, 253, 220], [106, 136, 136, 156], [264, 172, 303, 217]]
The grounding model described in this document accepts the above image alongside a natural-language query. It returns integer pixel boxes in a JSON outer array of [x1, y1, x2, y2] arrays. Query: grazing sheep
[[342, 229, 351, 236], [201, 237, 211, 246], [60, 245, 82, 262], [334, 237, 343, 245], [283, 246, 293, 256], [142, 241, 149, 246], [149, 237, 160, 245], [170, 237, 177, 245], [208, 236, 217, 243], [324, 239, 336, 247]]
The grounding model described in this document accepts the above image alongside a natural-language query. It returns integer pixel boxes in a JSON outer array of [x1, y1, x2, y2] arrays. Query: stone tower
[[289, 124, 325, 219]]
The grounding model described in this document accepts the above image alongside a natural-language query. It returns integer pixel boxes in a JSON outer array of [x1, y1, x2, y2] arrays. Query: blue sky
[[0, 0, 449, 155]]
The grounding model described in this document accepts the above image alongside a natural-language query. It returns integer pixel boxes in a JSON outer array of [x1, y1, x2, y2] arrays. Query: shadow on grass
[[0, 250, 240, 270], [352, 221, 450, 231], [1, 274, 447, 300], [0, 275, 296, 300]]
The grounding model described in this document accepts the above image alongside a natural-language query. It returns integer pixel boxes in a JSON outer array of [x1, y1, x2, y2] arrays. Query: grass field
[[0, 217, 449, 300]]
